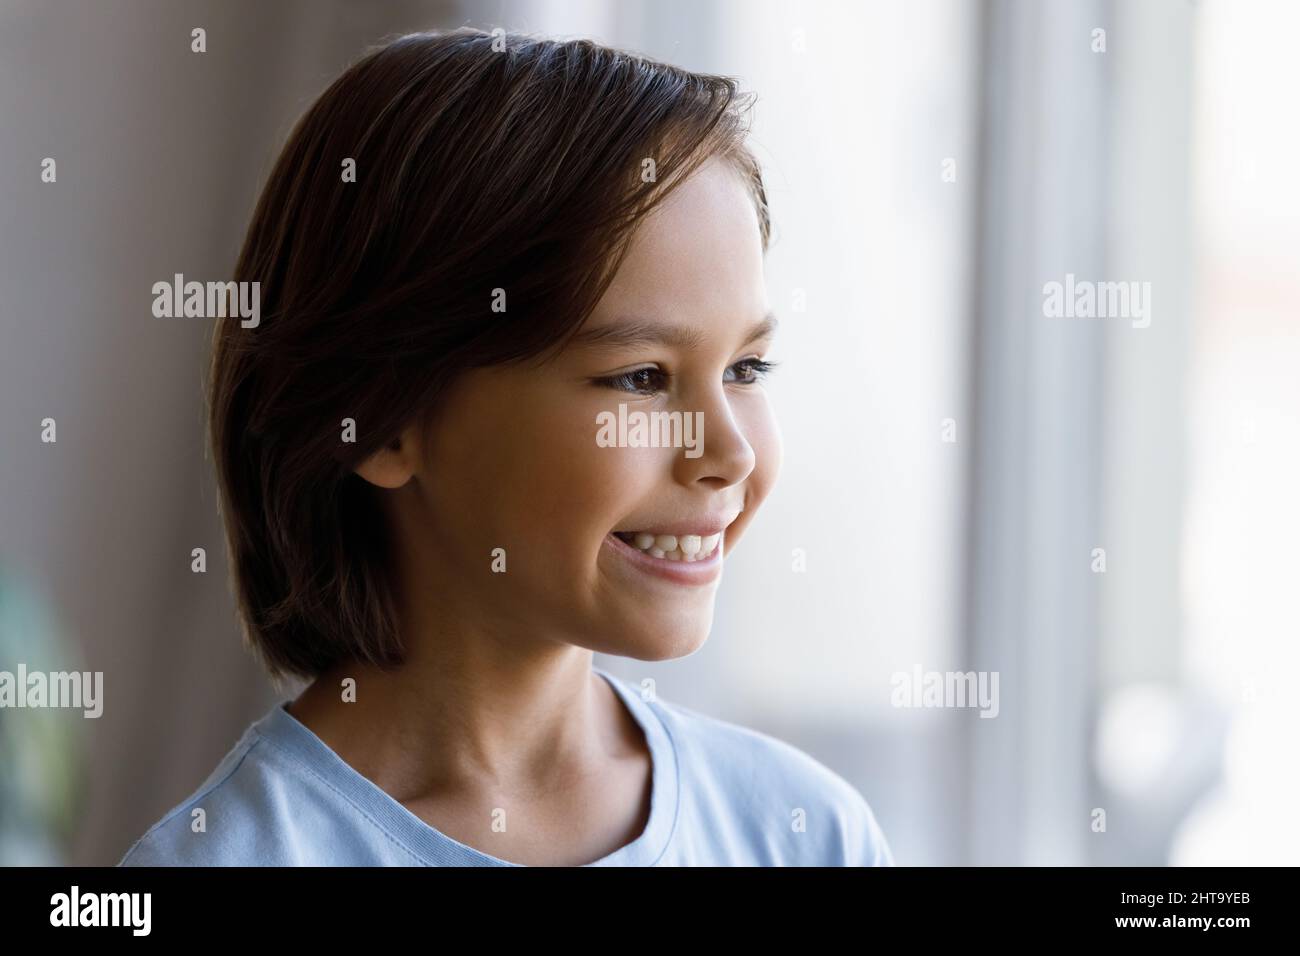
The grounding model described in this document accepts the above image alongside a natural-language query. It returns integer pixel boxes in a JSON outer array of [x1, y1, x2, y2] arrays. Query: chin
[[612, 614, 714, 661]]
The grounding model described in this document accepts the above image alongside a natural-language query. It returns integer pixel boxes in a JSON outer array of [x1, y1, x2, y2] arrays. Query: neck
[[285, 621, 627, 803]]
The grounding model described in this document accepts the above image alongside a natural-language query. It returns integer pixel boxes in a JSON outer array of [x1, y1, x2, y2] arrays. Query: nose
[[672, 386, 756, 490]]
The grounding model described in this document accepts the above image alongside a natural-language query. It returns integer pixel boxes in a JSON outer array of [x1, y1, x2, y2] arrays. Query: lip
[[614, 523, 728, 538], [603, 530, 724, 586], [611, 510, 742, 539]]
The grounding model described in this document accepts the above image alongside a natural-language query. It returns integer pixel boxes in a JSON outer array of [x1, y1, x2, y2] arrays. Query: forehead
[[591, 156, 767, 324]]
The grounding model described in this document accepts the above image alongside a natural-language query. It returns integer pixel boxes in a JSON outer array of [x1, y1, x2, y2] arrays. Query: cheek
[[714, 392, 781, 556], [560, 402, 669, 539], [413, 377, 554, 559], [426, 379, 647, 565], [739, 391, 782, 503]]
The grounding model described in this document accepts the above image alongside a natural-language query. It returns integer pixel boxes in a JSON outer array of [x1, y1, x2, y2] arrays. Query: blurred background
[[1, 0, 1296, 866]]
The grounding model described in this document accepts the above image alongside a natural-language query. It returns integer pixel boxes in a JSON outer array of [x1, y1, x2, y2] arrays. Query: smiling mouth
[[611, 530, 723, 562]]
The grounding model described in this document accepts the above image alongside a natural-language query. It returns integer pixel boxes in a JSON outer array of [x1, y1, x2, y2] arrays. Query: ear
[[353, 421, 422, 489]]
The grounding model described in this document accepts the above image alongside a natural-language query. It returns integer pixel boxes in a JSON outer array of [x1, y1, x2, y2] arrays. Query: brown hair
[[209, 28, 770, 681]]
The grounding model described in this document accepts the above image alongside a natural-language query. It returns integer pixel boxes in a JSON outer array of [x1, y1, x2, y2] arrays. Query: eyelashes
[[728, 357, 779, 385], [595, 358, 779, 396]]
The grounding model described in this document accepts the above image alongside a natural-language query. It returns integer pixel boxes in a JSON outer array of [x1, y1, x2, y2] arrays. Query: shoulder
[[639, 684, 895, 866], [118, 705, 429, 867], [116, 723, 276, 866], [115, 709, 397, 866]]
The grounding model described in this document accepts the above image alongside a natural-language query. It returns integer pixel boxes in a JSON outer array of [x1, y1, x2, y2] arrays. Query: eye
[[725, 358, 778, 385], [596, 359, 779, 394], [597, 366, 669, 395]]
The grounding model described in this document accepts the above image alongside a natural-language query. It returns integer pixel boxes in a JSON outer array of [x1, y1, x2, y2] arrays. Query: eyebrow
[[571, 311, 778, 353]]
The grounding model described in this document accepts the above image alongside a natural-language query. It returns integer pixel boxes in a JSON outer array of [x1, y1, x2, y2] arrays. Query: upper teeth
[[624, 531, 721, 562]]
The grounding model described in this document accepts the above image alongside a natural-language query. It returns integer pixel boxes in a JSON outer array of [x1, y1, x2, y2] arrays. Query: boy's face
[[376, 156, 780, 660]]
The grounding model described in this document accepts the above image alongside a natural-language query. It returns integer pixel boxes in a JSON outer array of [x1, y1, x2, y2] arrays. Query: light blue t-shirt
[[117, 666, 894, 866]]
